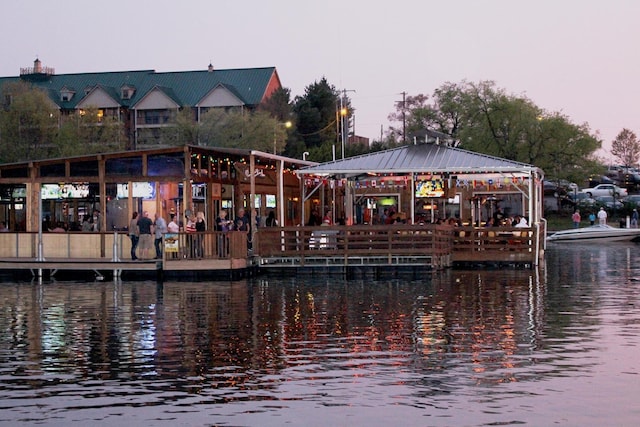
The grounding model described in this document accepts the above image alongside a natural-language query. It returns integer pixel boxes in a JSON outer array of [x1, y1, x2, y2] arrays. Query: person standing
[[167, 214, 180, 233], [91, 209, 101, 232], [597, 207, 607, 225], [216, 210, 231, 257], [572, 210, 581, 228], [128, 212, 139, 260], [137, 211, 154, 260], [237, 208, 252, 250], [265, 210, 277, 226], [154, 212, 167, 259], [194, 211, 206, 258], [588, 211, 596, 226], [632, 209, 639, 228]]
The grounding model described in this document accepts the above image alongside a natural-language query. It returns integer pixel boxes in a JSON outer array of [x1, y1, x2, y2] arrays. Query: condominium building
[[0, 58, 283, 149]]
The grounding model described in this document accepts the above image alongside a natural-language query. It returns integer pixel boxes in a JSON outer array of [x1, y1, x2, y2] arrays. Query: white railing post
[[112, 231, 120, 262]]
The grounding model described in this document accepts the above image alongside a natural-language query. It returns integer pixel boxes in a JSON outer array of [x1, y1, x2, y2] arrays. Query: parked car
[[623, 194, 640, 207], [594, 195, 624, 210], [580, 184, 628, 198], [544, 179, 578, 193], [568, 192, 596, 209], [543, 180, 566, 196], [588, 175, 615, 186], [558, 179, 579, 192]]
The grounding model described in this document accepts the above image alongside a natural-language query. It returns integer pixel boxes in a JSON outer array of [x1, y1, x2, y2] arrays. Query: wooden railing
[[450, 226, 539, 264], [0, 224, 541, 268], [162, 231, 247, 260], [0, 231, 248, 261], [253, 224, 454, 267], [254, 224, 540, 267]]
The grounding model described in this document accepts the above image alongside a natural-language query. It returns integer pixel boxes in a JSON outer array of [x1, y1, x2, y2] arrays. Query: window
[[70, 160, 99, 177], [106, 157, 143, 176], [121, 85, 135, 100], [137, 109, 172, 125], [148, 154, 185, 177], [60, 89, 74, 102], [40, 163, 66, 178]]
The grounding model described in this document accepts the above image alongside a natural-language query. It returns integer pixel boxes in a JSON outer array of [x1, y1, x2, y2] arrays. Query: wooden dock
[[0, 224, 543, 280], [253, 224, 543, 273], [0, 231, 252, 280]]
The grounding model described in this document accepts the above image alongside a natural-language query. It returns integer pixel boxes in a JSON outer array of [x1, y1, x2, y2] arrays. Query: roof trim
[[296, 143, 543, 178]]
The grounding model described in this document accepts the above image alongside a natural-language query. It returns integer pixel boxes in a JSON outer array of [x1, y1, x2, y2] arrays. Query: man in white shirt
[[597, 207, 607, 225]]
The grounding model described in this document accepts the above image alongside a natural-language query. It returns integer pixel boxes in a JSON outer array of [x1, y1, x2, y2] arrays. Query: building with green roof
[[0, 58, 283, 149]]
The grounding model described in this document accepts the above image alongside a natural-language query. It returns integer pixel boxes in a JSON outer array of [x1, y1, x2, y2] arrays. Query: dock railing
[[253, 224, 454, 268], [450, 226, 539, 264], [0, 231, 248, 262]]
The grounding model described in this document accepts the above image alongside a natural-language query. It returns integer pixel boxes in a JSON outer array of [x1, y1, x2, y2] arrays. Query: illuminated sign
[[415, 180, 444, 198], [41, 184, 62, 200], [61, 183, 89, 198], [117, 183, 155, 199], [41, 183, 90, 199], [12, 187, 26, 198]]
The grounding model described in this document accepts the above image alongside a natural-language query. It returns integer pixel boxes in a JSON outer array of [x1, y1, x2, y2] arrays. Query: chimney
[[208, 62, 214, 72]]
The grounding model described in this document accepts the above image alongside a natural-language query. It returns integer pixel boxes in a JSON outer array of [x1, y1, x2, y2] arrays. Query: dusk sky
[[2, 1, 639, 159]]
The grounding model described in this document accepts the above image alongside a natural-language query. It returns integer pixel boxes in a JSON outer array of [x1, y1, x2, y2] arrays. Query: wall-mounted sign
[[117, 182, 156, 199], [41, 183, 90, 199], [415, 180, 444, 198]]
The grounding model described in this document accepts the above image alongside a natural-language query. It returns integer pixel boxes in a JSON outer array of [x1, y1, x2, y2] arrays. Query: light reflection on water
[[1, 243, 640, 426]]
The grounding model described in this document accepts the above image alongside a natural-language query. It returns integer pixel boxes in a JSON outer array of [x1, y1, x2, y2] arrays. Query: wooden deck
[[0, 231, 251, 280], [0, 224, 543, 280], [449, 225, 543, 267], [253, 224, 543, 271]]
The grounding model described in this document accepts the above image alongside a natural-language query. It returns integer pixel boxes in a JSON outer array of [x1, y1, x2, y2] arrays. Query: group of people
[[572, 207, 611, 228], [128, 210, 203, 260], [128, 207, 270, 260], [573, 206, 639, 228]]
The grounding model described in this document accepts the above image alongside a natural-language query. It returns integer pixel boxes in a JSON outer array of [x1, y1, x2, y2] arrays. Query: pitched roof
[[0, 67, 278, 109], [297, 143, 542, 177]]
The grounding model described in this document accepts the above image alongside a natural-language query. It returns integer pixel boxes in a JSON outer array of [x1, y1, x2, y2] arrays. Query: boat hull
[[547, 225, 640, 243]]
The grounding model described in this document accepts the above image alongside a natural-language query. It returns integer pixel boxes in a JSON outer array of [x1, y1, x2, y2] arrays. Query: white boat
[[547, 224, 640, 242]]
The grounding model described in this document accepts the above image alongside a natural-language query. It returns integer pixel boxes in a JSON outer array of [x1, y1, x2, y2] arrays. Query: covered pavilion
[[297, 141, 545, 226], [294, 141, 547, 265]]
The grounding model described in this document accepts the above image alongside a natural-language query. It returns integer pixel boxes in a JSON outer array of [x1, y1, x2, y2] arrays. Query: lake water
[[1, 242, 640, 426]]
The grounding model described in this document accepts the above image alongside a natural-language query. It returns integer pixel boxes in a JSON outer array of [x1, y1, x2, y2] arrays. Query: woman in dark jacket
[[265, 210, 277, 227]]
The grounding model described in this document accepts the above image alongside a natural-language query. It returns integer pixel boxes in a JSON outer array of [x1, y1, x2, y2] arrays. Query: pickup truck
[[580, 184, 628, 198]]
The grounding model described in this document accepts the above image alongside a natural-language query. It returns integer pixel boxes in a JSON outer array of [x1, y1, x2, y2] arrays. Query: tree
[[292, 78, 339, 161], [198, 108, 285, 153], [387, 80, 602, 183], [56, 106, 125, 157], [0, 81, 128, 162], [258, 87, 292, 122], [0, 81, 59, 162], [611, 128, 640, 167], [158, 107, 200, 146]]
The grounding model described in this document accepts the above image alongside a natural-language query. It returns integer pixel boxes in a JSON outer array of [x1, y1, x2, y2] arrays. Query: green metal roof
[[0, 67, 277, 109]]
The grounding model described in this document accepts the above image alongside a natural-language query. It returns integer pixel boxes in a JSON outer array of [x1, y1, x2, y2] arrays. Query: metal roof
[[0, 145, 316, 171], [297, 143, 542, 177], [0, 67, 277, 109]]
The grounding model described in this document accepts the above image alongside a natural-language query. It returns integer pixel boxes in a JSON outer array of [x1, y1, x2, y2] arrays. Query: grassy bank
[[544, 211, 628, 231]]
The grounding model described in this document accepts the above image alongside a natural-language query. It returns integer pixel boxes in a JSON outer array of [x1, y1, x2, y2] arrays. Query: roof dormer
[[60, 86, 76, 102], [121, 84, 136, 100]]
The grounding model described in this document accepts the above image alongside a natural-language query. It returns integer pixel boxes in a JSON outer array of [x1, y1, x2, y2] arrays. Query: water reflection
[[1, 243, 640, 426]]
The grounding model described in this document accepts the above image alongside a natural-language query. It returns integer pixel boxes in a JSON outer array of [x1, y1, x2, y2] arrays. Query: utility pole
[[400, 91, 407, 144], [340, 89, 355, 159]]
